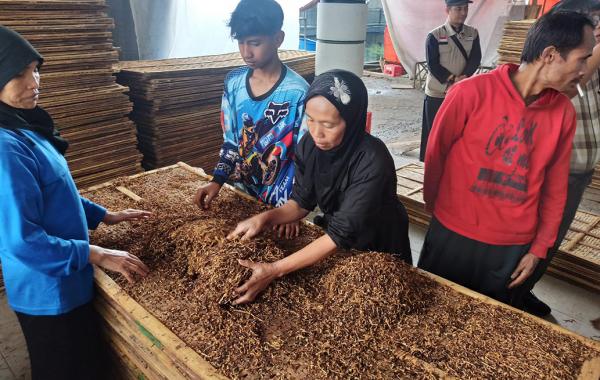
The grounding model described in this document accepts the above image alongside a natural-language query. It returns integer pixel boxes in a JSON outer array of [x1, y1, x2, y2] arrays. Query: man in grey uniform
[[420, 0, 481, 162]]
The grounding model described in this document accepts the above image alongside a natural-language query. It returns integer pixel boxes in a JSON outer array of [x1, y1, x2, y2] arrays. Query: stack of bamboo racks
[[588, 164, 600, 191], [396, 163, 431, 228], [580, 164, 600, 211], [115, 51, 316, 171], [497, 19, 536, 65], [0, 0, 142, 188], [397, 162, 600, 291], [551, 211, 600, 292]]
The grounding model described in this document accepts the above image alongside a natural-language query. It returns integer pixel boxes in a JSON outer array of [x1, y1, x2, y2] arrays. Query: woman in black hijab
[[228, 69, 411, 304], [0, 26, 151, 380]]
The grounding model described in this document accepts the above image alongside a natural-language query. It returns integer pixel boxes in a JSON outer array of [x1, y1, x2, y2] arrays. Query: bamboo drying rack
[[86, 162, 600, 379]]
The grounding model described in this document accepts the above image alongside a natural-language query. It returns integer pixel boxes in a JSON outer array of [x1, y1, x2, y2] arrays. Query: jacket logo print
[[264, 101, 290, 126]]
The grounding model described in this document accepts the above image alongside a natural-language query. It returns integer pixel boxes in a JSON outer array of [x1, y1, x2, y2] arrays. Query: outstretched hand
[[89, 246, 150, 283], [232, 259, 278, 305], [194, 182, 221, 210], [227, 215, 267, 241], [103, 209, 152, 225]]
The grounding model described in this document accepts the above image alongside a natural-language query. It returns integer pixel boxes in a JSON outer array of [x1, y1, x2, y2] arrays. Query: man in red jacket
[[419, 11, 595, 308]]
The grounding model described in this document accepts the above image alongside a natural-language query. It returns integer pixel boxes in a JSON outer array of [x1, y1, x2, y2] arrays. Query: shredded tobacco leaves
[[86, 167, 599, 379]]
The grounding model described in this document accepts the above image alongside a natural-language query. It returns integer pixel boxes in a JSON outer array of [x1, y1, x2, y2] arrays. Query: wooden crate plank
[[94, 269, 227, 379]]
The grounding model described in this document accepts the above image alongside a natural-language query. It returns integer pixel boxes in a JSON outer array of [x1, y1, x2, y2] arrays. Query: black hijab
[[303, 69, 368, 206], [0, 26, 68, 155]]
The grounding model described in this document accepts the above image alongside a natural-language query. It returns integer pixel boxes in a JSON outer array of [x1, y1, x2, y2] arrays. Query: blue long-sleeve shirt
[[0, 128, 106, 315]]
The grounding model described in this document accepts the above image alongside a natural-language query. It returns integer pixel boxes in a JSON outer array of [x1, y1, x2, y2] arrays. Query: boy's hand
[[194, 182, 222, 210]]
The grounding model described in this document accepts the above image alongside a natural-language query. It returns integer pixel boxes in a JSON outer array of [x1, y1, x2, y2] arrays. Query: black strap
[[450, 34, 469, 62]]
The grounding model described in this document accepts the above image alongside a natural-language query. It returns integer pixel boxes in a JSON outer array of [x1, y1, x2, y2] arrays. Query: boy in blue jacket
[[194, 0, 309, 239]]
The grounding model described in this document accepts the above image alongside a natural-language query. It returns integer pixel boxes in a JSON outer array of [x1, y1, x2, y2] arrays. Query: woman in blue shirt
[[0, 26, 151, 380]]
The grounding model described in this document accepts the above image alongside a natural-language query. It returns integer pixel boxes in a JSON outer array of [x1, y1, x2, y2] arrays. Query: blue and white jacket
[[213, 65, 309, 207]]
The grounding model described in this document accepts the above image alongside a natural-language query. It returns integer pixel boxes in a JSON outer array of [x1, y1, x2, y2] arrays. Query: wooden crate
[[95, 268, 226, 380], [86, 162, 600, 379]]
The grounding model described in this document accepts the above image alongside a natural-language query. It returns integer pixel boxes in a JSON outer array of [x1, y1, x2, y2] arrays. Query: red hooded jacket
[[424, 64, 576, 259]]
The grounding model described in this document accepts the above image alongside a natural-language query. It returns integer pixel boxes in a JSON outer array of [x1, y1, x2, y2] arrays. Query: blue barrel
[[299, 37, 317, 52]]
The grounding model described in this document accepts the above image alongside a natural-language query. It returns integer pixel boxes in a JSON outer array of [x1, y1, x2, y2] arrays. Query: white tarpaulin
[[167, 0, 303, 58], [382, 0, 526, 77], [114, 0, 305, 60]]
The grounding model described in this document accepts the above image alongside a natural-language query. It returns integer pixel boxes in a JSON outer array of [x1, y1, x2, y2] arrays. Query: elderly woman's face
[[0, 61, 40, 109], [305, 96, 346, 151]]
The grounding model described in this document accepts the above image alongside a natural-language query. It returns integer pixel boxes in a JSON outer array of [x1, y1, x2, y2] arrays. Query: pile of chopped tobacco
[[86, 167, 600, 379]]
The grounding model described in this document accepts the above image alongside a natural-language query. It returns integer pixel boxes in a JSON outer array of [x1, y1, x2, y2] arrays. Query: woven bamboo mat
[[554, 211, 600, 292], [116, 50, 314, 74], [396, 163, 430, 229], [0, 0, 142, 187]]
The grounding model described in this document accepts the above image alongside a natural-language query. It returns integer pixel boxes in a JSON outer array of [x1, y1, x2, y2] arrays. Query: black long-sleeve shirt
[[291, 134, 411, 260]]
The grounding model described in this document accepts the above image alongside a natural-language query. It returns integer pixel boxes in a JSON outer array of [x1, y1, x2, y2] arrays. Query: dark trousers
[[418, 217, 532, 307], [15, 301, 106, 380], [420, 95, 444, 162], [527, 170, 594, 289]]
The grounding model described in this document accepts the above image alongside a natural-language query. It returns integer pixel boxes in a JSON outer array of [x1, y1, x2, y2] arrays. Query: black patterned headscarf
[[303, 69, 368, 206], [0, 26, 68, 155]]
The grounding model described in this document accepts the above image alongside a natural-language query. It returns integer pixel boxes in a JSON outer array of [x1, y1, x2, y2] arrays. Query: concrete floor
[[0, 294, 28, 380], [1, 74, 599, 380]]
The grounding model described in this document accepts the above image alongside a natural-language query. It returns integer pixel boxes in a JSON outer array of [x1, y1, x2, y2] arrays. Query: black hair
[[551, 0, 600, 13], [521, 11, 594, 63], [228, 0, 284, 40]]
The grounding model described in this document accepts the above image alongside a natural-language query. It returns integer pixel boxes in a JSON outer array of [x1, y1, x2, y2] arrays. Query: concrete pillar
[[316, 0, 368, 77]]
